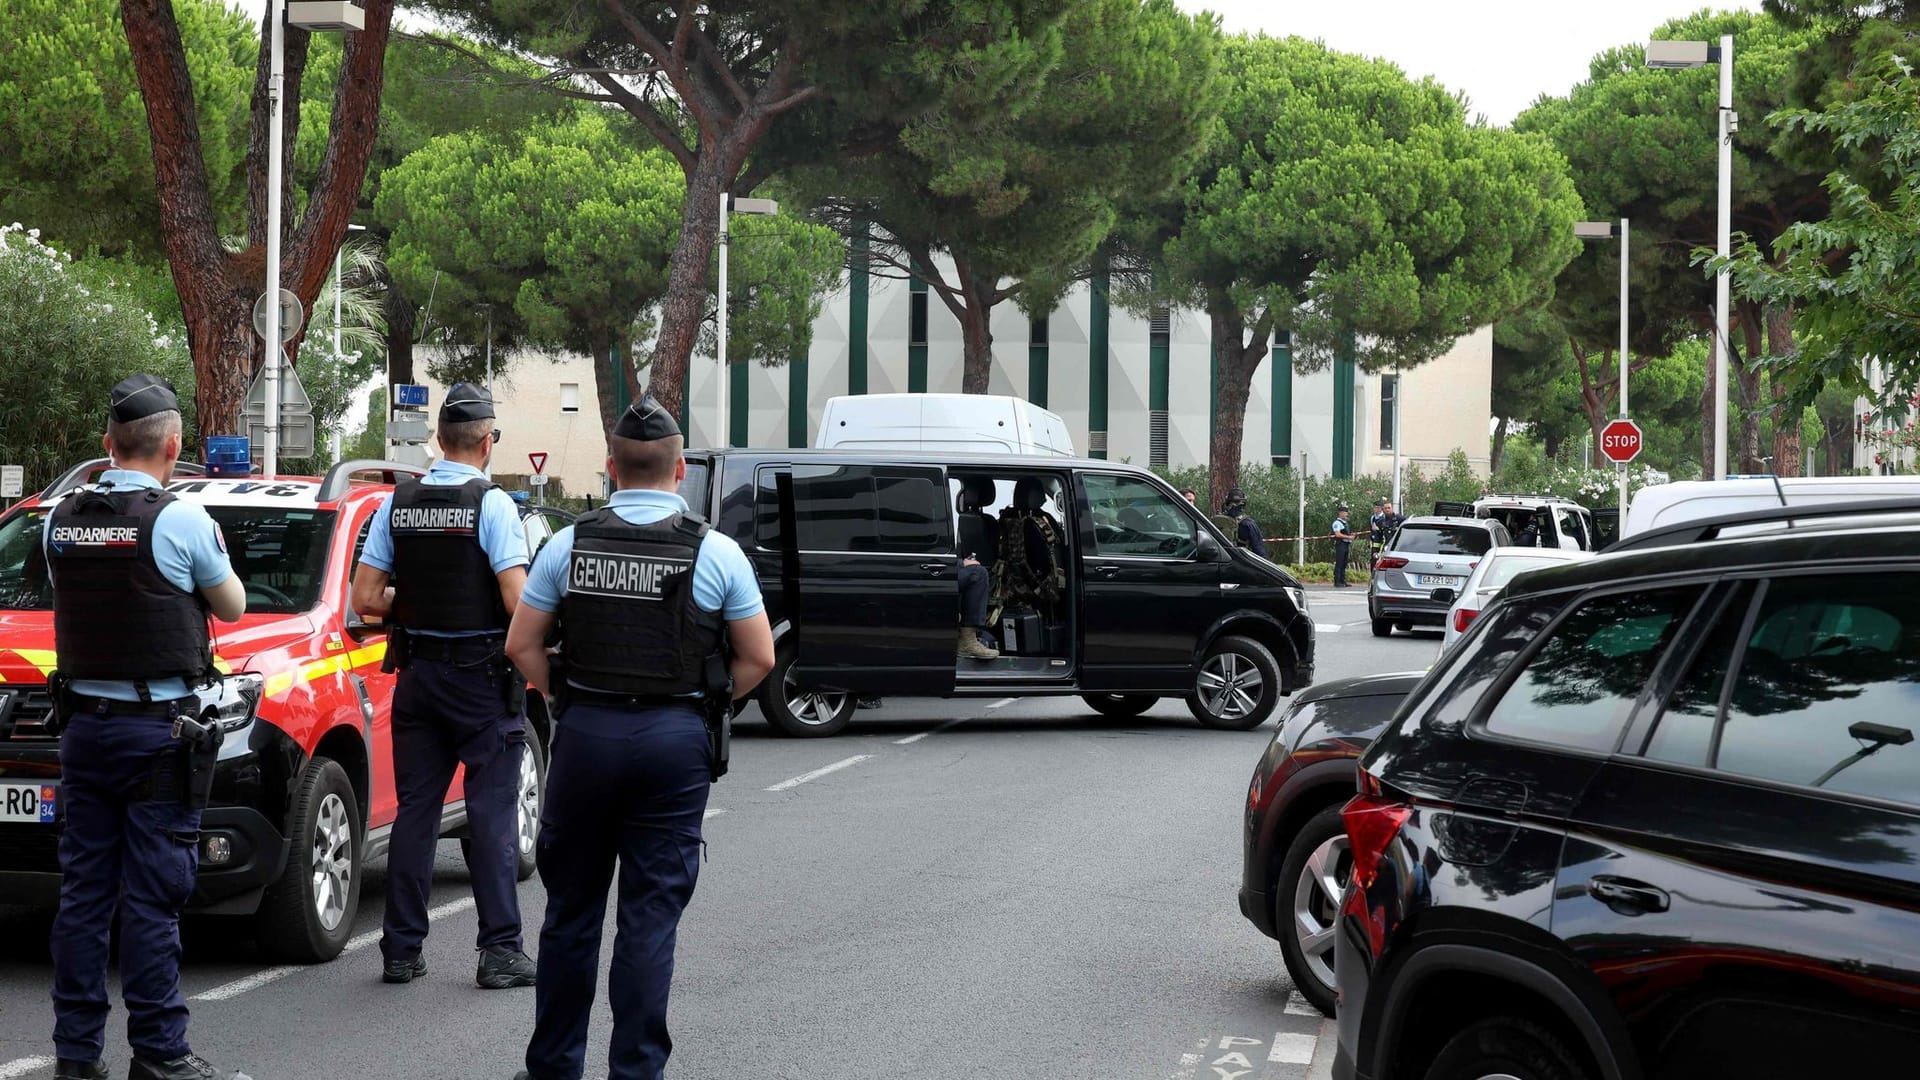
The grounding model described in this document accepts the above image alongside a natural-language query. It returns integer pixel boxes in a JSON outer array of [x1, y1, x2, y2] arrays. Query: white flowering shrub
[[0, 223, 196, 489]]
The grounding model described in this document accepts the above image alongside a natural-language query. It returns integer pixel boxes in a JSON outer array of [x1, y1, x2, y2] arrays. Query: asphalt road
[[0, 586, 1439, 1080]]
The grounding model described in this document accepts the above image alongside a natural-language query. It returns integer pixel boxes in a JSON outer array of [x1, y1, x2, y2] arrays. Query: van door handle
[[920, 562, 948, 574], [1090, 564, 1121, 578], [1588, 875, 1670, 915]]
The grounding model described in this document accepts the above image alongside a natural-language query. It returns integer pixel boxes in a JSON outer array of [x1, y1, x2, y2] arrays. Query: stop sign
[[1600, 418, 1644, 465]]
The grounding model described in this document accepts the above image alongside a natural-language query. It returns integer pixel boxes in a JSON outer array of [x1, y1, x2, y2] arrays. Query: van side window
[[792, 465, 949, 553], [1083, 474, 1196, 559], [754, 468, 787, 550]]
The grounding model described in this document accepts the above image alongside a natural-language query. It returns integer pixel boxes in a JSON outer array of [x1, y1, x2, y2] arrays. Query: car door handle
[[1588, 875, 1670, 914], [1089, 564, 1121, 577]]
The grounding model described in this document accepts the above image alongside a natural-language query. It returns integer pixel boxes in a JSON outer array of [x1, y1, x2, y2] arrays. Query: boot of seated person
[[957, 626, 1000, 660]]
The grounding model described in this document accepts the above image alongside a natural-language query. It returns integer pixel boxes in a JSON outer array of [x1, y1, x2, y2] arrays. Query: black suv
[[1333, 502, 1920, 1080], [678, 450, 1314, 736]]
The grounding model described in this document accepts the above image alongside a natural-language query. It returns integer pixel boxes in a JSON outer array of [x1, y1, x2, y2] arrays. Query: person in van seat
[[954, 479, 1001, 660]]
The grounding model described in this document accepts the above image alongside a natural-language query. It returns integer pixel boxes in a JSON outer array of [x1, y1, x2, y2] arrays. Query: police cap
[[612, 393, 681, 442], [108, 373, 180, 422], [440, 382, 496, 423]]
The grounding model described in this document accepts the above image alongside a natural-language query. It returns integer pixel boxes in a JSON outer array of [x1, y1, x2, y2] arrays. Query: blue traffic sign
[[394, 383, 429, 408]]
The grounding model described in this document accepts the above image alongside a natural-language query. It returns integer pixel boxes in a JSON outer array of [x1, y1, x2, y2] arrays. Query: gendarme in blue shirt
[[359, 460, 528, 637], [522, 488, 763, 621], [43, 469, 234, 702]]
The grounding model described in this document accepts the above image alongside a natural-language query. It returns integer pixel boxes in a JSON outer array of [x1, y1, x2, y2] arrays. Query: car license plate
[[1418, 574, 1464, 588], [0, 781, 57, 823]]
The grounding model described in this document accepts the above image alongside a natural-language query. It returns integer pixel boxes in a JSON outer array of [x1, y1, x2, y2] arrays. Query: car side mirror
[[344, 608, 385, 642], [1196, 531, 1227, 562], [1430, 587, 1457, 605]]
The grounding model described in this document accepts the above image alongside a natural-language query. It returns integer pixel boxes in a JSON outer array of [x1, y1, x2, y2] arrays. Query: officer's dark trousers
[[52, 710, 197, 1063], [525, 704, 709, 1080], [1333, 541, 1351, 586], [959, 562, 990, 628], [381, 656, 525, 963]]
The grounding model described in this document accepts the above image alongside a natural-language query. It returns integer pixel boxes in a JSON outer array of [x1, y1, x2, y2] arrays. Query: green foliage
[[0, 0, 257, 261], [700, 209, 849, 368], [0, 225, 196, 489]]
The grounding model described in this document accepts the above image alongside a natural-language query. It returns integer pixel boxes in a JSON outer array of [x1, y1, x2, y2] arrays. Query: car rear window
[[1392, 524, 1493, 557], [1483, 555, 1568, 590]]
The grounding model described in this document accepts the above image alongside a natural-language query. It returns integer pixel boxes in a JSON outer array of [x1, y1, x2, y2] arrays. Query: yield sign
[[528, 452, 549, 475]]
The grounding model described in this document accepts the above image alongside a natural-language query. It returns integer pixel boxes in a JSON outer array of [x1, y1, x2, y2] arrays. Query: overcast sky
[[1181, 1, 1762, 126]]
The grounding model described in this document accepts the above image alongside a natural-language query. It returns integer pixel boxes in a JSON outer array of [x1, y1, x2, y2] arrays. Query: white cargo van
[[1623, 475, 1920, 537], [814, 393, 1075, 456]]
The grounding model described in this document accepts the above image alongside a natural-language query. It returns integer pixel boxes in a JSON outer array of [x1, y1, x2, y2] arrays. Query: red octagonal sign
[[1601, 418, 1644, 465]]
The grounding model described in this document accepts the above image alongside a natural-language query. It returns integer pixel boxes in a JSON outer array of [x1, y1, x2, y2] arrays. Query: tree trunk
[[1736, 315, 1765, 473], [1701, 333, 1716, 478], [1491, 415, 1509, 474], [644, 161, 727, 417], [1570, 343, 1611, 468], [591, 327, 642, 435], [384, 285, 416, 387], [955, 269, 997, 395], [1767, 306, 1802, 477], [1205, 301, 1271, 510]]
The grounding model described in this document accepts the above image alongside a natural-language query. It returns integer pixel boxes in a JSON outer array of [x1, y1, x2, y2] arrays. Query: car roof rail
[[39, 458, 208, 499], [318, 459, 429, 502], [1607, 496, 1920, 554]]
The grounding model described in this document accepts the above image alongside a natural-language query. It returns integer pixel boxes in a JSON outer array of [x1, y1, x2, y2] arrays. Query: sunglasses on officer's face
[[490, 429, 503, 445]]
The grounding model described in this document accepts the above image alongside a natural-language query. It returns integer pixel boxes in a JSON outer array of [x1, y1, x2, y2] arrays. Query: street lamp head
[[1574, 222, 1618, 241], [287, 2, 365, 31], [1645, 39, 1714, 69], [730, 196, 779, 216], [346, 222, 368, 233]]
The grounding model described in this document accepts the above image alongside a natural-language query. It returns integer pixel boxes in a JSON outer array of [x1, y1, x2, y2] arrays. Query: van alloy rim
[[311, 792, 353, 931], [517, 744, 540, 857], [1291, 832, 1350, 992], [1197, 652, 1262, 719], [785, 669, 850, 726]]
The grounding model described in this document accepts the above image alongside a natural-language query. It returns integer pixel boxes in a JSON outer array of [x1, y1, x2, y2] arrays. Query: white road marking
[[1268, 1031, 1318, 1064], [1284, 992, 1321, 1017], [1165, 1051, 1202, 1080], [1314, 623, 1342, 633], [765, 755, 873, 792], [0, 1057, 53, 1079], [893, 716, 969, 745], [986, 697, 1017, 709], [703, 807, 727, 820], [191, 897, 477, 1002]]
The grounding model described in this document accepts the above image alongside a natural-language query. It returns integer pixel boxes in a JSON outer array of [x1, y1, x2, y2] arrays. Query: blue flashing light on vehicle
[[204, 435, 253, 477]]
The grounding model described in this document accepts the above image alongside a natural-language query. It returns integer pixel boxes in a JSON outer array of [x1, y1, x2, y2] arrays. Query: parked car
[[677, 449, 1315, 736], [1239, 671, 1420, 1016], [1440, 546, 1591, 649], [1332, 500, 1920, 1080], [1368, 516, 1510, 637], [0, 458, 554, 962], [1434, 493, 1599, 551], [813, 393, 1075, 456]]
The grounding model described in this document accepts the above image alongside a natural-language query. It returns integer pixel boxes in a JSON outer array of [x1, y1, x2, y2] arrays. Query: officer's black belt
[[566, 687, 697, 709], [71, 693, 194, 718], [406, 634, 507, 663]]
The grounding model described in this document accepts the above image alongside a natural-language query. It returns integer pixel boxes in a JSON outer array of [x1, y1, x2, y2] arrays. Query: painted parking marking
[[703, 807, 727, 820], [192, 897, 477, 1002], [1268, 1032, 1317, 1064], [1283, 991, 1321, 1017], [1169, 1020, 1330, 1080], [765, 754, 873, 792], [894, 716, 969, 745], [986, 697, 1017, 709], [1313, 623, 1342, 633], [0, 1057, 53, 1079]]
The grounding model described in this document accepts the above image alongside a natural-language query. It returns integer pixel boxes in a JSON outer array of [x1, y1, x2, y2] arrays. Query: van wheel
[[1082, 693, 1156, 719], [458, 734, 545, 882], [1187, 635, 1281, 730], [1422, 1017, 1592, 1080], [760, 650, 855, 737], [1371, 618, 1393, 637], [256, 757, 361, 963]]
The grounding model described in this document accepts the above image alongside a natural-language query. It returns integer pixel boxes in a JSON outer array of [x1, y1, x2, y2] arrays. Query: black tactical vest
[[388, 477, 510, 632], [559, 510, 724, 697], [48, 485, 212, 682]]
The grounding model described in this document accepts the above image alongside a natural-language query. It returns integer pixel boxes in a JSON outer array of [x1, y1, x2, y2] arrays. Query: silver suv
[[1368, 515, 1510, 637]]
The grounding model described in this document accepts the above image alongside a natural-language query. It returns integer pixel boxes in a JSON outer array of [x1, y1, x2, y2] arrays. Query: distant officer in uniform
[[1221, 486, 1268, 557], [1331, 505, 1357, 587], [350, 383, 537, 989], [507, 395, 774, 1080], [45, 374, 250, 1080]]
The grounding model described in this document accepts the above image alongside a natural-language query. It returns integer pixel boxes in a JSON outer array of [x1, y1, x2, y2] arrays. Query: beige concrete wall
[[418, 356, 610, 498], [1358, 325, 1494, 479]]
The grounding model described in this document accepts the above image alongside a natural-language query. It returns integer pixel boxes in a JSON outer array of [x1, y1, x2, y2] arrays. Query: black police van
[[678, 450, 1315, 736]]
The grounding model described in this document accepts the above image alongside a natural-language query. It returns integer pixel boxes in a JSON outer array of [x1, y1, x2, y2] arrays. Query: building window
[[559, 383, 581, 413], [1271, 454, 1291, 470], [1379, 374, 1399, 451], [910, 289, 929, 345]]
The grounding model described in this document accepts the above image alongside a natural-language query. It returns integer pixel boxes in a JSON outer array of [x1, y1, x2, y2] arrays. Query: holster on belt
[[46, 671, 74, 738], [135, 709, 223, 808], [547, 653, 572, 719], [702, 650, 733, 782], [381, 625, 411, 673], [498, 654, 527, 716]]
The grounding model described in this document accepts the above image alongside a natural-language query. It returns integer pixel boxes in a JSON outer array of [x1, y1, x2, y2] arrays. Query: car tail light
[[1375, 556, 1408, 570], [1343, 779, 1412, 891], [1454, 608, 1479, 633], [1248, 770, 1264, 813]]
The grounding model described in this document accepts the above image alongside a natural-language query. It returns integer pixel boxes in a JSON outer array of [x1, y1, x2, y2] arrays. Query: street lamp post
[[716, 194, 778, 448], [263, 0, 363, 480], [1647, 34, 1735, 481], [1576, 219, 1631, 513]]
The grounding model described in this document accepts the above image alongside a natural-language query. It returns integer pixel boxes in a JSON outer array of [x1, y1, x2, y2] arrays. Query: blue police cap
[[439, 382, 495, 423], [109, 373, 180, 422], [612, 393, 681, 442]]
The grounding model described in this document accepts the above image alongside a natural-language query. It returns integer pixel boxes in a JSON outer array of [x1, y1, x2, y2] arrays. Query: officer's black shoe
[[53, 1060, 107, 1080], [476, 945, 537, 989], [127, 1054, 252, 1080], [382, 955, 427, 984]]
